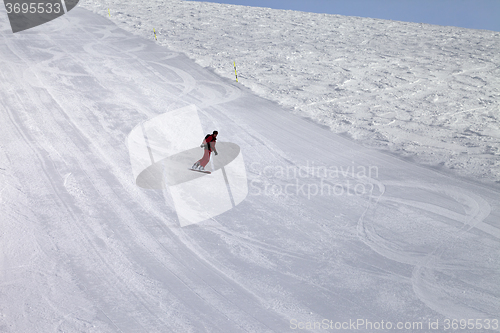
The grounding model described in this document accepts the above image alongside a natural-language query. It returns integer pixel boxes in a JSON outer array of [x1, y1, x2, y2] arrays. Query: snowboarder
[[191, 131, 218, 172]]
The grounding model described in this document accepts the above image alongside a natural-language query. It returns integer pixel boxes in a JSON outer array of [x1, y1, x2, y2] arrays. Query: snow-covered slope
[[80, 0, 500, 185], [0, 4, 499, 333]]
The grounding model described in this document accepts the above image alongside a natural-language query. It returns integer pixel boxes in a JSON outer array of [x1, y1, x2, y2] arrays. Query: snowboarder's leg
[[198, 150, 212, 168]]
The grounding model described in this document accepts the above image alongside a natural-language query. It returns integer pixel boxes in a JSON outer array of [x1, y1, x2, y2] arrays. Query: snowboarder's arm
[[210, 141, 218, 155]]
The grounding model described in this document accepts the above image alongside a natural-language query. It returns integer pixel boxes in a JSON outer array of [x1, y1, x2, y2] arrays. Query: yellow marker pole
[[233, 61, 238, 82], [153, 28, 157, 41], [108, 8, 110, 17]]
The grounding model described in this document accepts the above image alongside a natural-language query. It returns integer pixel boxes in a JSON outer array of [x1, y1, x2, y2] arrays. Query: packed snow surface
[[0, 2, 499, 333], [81, 0, 500, 185]]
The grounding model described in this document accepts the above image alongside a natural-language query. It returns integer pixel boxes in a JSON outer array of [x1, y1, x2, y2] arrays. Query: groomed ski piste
[[0, 1, 499, 332]]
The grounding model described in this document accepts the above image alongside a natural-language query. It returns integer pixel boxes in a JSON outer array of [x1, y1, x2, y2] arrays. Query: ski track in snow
[[0, 5, 499, 333], [358, 180, 499, 319]]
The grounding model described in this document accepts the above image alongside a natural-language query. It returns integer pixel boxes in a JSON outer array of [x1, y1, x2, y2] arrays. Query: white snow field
[[80, 0, 500, 186], [0, 5, 499, 333]]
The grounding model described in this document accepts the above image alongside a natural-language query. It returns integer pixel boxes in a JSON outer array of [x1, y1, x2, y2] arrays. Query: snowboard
[[188, 168, 211, 174]]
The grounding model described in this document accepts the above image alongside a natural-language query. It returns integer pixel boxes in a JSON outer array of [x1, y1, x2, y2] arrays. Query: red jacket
[[205, 135, 217, 152]]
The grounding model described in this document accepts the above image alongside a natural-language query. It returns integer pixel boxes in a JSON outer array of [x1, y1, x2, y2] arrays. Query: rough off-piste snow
[[0, 0, 499, 332]]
